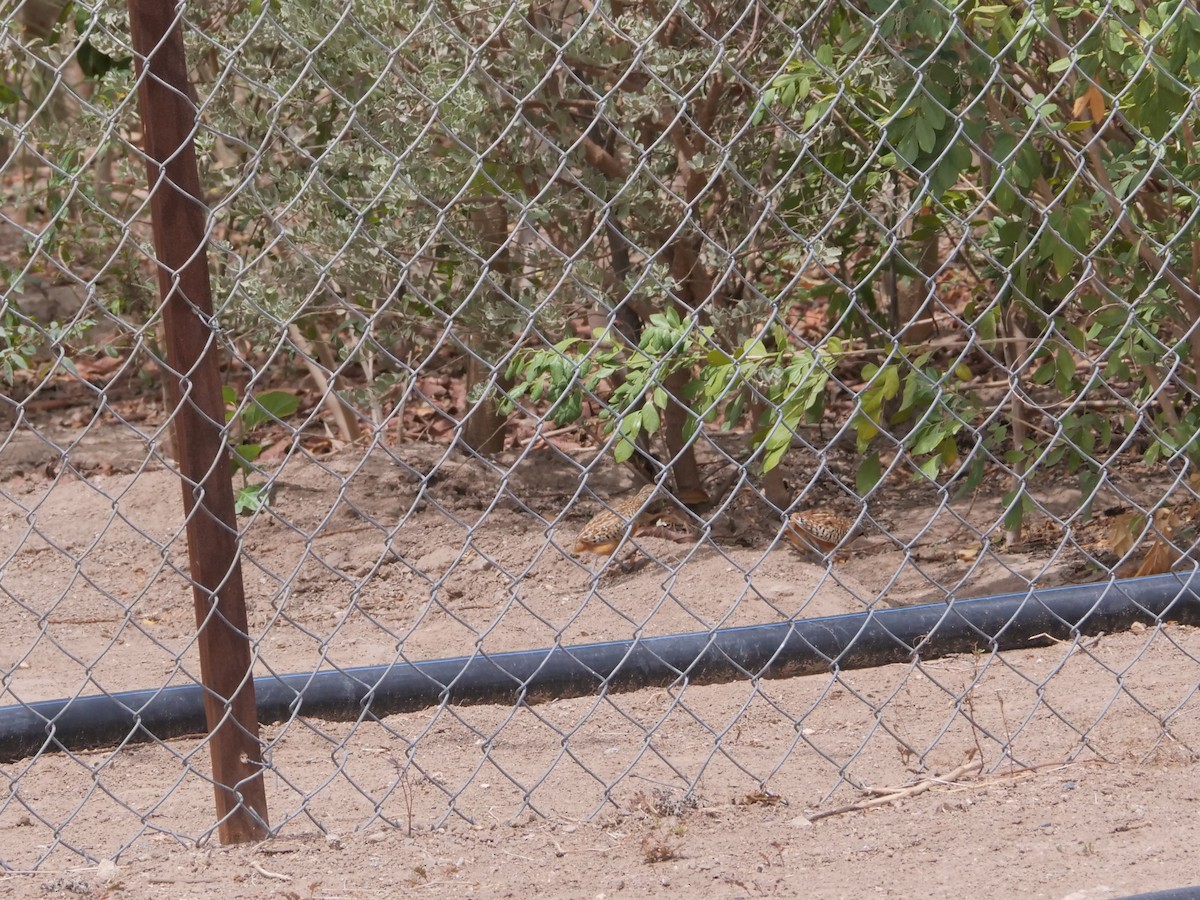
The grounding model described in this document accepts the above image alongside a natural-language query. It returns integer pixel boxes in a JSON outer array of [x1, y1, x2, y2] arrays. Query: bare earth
[[2, 419, 1200, 899]]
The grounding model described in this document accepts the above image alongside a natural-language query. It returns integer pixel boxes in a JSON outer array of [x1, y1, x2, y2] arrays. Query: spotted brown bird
[[573, 483, 660, 557], [784, 509, 864, 559]]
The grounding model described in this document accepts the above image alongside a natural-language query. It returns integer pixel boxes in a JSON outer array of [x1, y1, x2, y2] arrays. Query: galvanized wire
[[2, 0, 1200, 869]]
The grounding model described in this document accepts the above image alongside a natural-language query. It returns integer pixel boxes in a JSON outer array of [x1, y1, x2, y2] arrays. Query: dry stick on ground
[[287, 322, 362, 445], [248, 861, 290, 882], [806, 754, 983, 822]]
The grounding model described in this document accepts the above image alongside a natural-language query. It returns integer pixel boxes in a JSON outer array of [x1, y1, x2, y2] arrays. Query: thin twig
[[248, 861, 290, 882], [520, 424, 585, 448], [805, 755, 982, 822], [287, 321, 363, 446]]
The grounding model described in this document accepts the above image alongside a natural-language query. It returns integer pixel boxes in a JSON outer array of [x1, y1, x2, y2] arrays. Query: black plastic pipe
[[2, 572, 1198, 762]]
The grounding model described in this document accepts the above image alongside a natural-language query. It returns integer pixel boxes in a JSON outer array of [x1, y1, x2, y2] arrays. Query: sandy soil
[[2, 416, 1199, 898]]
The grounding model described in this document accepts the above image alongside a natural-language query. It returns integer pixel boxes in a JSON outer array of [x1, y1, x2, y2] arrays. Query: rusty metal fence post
[[127, 0, 269, 843]]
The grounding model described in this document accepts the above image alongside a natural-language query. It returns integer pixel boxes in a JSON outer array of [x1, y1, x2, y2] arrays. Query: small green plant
[[223, 385, 299, 514], [693, 325, 838, 473], [852, 351, 979, 488], [500, 307, 709, 461], [0, 308, 96, 384], [502, 310, 839, 474]]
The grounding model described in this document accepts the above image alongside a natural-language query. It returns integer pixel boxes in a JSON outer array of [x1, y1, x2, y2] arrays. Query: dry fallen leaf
[[1132, 537, 1178, 578], [1117, 509, 1184, 578], [1071, 85, 1106, 124], [1106, 511, 1145, 557]]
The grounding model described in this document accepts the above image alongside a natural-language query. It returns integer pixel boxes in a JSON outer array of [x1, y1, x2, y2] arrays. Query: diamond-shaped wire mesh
[[3, 0, 1200, 871]]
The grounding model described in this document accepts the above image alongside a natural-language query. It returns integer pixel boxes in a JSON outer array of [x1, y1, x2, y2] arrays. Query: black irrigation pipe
[[3, 572, 1200, 763]]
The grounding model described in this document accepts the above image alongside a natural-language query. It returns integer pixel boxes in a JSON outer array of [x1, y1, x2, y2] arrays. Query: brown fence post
[[127, 0, 270, 843]]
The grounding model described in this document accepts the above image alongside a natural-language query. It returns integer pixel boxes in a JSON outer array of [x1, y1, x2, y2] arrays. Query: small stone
[[325, 833, 342, 850], [1130, 621, 1147, 635], [790, 815, 813, 829], [416, 546, 459, 575], [365, 832, 388, 844]]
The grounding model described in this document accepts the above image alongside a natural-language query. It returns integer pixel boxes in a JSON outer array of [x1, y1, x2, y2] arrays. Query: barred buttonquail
[[573, 483, 659, 556], [784, 510, 863, 557]]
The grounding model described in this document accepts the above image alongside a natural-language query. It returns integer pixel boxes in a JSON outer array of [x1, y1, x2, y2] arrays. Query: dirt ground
[[3, 414, 1200, 898]]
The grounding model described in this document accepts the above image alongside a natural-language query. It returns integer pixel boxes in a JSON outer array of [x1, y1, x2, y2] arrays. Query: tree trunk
[[462, 200, 511, 456], [894, 221, 941, 343]]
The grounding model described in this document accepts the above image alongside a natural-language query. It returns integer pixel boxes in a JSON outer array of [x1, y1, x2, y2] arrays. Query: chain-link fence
[[4, 0, 1200, 872]]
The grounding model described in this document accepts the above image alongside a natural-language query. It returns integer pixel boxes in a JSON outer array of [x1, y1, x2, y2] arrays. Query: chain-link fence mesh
[[4, 0, 1200, 871]]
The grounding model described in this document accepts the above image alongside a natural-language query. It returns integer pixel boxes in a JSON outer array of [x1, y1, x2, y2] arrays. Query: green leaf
[[957, 455, 986, 497], [618, 408, 642, 438], [231, 443, 262, 472], [1063, 323, 1089, 352], [1047, 56, 1073, 72], [241, 390, 300, 431], [761, 436, 789, 474], [641, 400, 660, 435], [1065, 204, 1091, 249], [1055, 347, 1077, 394], [724, 391, 746, 429], [856, 453, 882, 494], [879, 364, 901, 400], [917, 456, 941, 482], [1003, 503, 1023, 532], [1052, 239, 1076, 278], [235, 484, 271, 515], [1094, 307, 1128, 330], [554, 392, 582, 425], [613, 434, 636, 463], [853, 413, 880, 453], [910, 424, 947, 456], [758, 420, 792, 473]]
